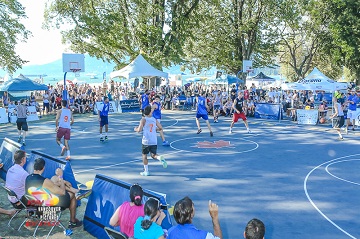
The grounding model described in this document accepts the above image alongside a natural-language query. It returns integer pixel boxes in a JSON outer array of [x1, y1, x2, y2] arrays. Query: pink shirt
[[118, 201, 144, 237], [5, 164, 29, 203]]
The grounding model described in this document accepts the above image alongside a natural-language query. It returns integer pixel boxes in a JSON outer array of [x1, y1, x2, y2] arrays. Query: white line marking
[[325, 159, 360, 186], [304, 154, 360, 239]]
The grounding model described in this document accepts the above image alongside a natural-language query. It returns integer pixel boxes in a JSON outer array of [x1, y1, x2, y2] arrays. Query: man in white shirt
[[5, 150, 29, 208]]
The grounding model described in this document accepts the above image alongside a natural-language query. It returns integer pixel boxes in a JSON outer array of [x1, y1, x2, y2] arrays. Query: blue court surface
[[1, 111, 359, 239]]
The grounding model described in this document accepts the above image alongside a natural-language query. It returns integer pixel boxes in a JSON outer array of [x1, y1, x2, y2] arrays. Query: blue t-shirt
[[152, 102, 161, 119], [167, 223, 209, 239], [134, 217, 164, 239], [347, 94, 358, 111], [100, 102, 110, 116], [141, 94, 150, 110], [196, 96, 208, 115]]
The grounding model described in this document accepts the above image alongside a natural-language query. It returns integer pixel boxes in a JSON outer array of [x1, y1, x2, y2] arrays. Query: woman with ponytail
[[134, 197, 166, 239], [110, 184, 145, 238]]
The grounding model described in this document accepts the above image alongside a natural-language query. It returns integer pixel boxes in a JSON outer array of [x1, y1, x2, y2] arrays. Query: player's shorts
[[57, 127, 71, 140], [213, 105, 220, 110], [347, 109, 357, 121], [196, 113, 209, 121], [142, 144, 157, 155], [57, 192, 71, 209], [155, 118, 161, 123], [333, 116, 345, 129], [43, 102, 50, 111], [16, 118, 28, 131], [233, 112, 247, 122], [100, 116, 108, 127]]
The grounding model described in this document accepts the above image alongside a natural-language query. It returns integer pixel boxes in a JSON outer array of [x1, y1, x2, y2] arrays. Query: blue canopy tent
[[227, 75, 244, 84], [0, 75, 48, 92]]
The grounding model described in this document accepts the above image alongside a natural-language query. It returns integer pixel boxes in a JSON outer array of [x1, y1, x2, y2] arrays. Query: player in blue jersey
[[345, 89, 358, 133], [140, 89, 150, 116], [195, 91, 213, 137], [134, 105, 167, 176], [151, 95, 170, 146], [98, 96, 110, 142]]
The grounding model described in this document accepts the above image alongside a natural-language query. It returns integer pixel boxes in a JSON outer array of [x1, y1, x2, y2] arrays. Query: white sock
[[105, 132, 108, 136], [144, 165, 148, 172], [100, 134, 103, 138], [67, 151, 70, 157], [60, 144, 64, 148]]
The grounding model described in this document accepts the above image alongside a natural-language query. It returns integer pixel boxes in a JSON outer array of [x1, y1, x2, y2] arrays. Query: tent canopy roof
[[249, 72, 275, 81], [0, 74, 48, 92], [109, 54, 168, 79]]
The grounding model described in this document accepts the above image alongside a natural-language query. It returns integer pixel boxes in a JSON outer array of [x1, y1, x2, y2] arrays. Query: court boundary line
[[325, 159, 360, 186], [304, 154, 360, 239]]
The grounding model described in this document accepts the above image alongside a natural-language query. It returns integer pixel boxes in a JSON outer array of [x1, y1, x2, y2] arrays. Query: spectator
[[134, 197, 166, 239], [5, 150, 29, 208], [244, 218, 265, 239], [109, 184, 145, 238], [167, 196, 223, 239], [42, 90, 50, 114], [25, 158, 82, 228], [2, 91, 9, 107]]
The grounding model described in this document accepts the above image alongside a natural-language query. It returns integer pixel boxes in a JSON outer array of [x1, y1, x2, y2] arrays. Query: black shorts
[[333, 116, 345, 129], [142, 144, 157, 155], [16, 118, 28, 131], [57, 192, 71, 208]]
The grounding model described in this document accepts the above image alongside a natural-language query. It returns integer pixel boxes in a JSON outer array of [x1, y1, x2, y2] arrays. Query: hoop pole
[[63, 72, 68, 101]]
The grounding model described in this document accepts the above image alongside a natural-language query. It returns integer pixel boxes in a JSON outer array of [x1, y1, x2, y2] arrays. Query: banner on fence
[[255, 103, 282, 120], [297, 109, 318, 125]]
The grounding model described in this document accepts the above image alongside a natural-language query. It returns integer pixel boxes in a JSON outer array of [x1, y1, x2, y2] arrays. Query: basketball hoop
[[70, 68, 81, 77]]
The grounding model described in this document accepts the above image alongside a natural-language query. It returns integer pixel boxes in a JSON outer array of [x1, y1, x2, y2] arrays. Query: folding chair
[[1, 185, 37, 230], [104, 227, 128, 239], [32, 206, 67, 239]]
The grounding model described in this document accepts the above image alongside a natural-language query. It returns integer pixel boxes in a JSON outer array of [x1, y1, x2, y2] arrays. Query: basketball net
[[71, 68, 81, 77]]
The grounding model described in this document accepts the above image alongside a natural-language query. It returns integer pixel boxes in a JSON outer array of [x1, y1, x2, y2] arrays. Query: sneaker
[[159, 155, 167, 168], [100, 137, 104, 142], [229, 129, 232, 134], [140, 171, 150, 176], [105, 136, 108, 141], [197, 129, 202, 134], [22, 141, 26, 146], [65, 156, 71, 161], [352, 128, 355, 131], [210, 131, 213, 137], [60, 146, 66, 156], [75, 190, 92, 200], [247, 129, 252, 133], [338, 136, 344, 140], [17, 136, 22, 143], [162, 141, 170, 146], [68, 219, 83, 228]]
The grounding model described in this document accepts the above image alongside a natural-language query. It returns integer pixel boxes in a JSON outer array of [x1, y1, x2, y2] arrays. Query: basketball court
[[0, 110, 359, 239]]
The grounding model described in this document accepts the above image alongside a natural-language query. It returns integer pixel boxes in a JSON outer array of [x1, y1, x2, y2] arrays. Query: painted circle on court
[[170, 136, 258, 154], [325, 159, 360, 186]]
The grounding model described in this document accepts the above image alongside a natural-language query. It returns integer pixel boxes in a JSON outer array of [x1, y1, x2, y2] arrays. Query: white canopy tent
[[109, 54, 168, 80], [282, 67, 348, 91]]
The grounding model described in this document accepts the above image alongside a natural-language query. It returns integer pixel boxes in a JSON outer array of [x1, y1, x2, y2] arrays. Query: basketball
[[319, 117, 326, 124]]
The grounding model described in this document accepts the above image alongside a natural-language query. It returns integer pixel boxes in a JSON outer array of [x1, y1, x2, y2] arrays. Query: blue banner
[[119, 100, 140, 112], [255, 103, 282, 120], [84, 174, 172, 239]]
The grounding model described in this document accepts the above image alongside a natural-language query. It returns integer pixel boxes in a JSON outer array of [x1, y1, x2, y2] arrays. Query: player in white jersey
[[212, 91, 222, 123], [55, 100, 74, 161], [134, 105, 167, 176], [330, 96, 345, 140]]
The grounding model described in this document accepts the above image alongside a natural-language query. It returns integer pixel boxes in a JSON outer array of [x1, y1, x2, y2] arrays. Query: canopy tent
[[249, 72, 276, 82], [296, 67, 347, 91], [0, 74, 48, 92], [281, 68, 348, 91], [109, 54, 168, 79], [227, 75, 244, 84], [184, 76, 208, 82]]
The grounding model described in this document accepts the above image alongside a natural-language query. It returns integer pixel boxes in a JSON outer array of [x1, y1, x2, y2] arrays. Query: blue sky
[[16, 0, 67, 65]]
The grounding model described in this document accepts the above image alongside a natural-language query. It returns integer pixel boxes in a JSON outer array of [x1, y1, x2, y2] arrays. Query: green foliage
[[44, 0, 201, 71], [0, 0, 30, 73]]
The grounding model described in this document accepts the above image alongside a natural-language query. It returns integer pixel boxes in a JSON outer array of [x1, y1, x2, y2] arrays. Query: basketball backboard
[[62, 53, 85, 72]]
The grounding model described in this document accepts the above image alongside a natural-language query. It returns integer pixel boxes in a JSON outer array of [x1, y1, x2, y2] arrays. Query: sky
[[16, 0, 67, 66]]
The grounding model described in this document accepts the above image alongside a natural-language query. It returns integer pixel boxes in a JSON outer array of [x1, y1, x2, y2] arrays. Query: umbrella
[[249, 72, 276, 82], [0, 74, 48, 92]]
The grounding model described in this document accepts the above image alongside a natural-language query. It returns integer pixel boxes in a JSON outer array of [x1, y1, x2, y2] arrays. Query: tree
[[0, 0, 30, 73], [181, 0, 280, 81], [43, 0, 201, 71]]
